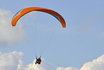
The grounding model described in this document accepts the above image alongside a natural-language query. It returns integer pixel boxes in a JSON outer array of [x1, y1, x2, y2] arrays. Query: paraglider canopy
[[11, 7, 66, 28]]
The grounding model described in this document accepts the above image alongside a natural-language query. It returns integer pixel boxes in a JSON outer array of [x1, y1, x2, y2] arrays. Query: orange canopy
[[12, 7, 66, 28]]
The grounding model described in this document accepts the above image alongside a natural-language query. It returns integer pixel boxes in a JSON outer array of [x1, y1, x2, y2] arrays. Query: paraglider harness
[[35, 56, 41, 64]]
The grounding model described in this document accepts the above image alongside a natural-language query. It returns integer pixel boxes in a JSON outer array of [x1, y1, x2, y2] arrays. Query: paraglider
[[35, 56, 41, 64], [11, 7, 66, 65], [11, 7, 66, 28]]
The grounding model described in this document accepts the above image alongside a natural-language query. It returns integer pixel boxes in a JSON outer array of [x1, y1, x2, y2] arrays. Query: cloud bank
[[0, 51, 23, 70], [57, 55, 104, 70], [0, 51, 104, 70], [0, 9, 25, 43], [0, 51, 52, 70], [80, 55, 104, 70]]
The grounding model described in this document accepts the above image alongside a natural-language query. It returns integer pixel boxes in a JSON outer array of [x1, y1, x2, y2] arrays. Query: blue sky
[[0, 0, 104, 70]]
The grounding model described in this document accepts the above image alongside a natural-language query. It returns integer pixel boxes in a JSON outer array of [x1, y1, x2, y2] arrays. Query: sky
[[0, 0, 104, 70]]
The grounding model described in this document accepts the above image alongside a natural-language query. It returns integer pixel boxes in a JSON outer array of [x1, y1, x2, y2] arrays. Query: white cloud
[[57, 55, 104, 70], [56, 67, 79, 70], [80, 55, 104, 70], [0, 51, 52, 70], [0, 51, 23, 70], [0, 9, 26, 43], [19, 59, 53, 70]]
